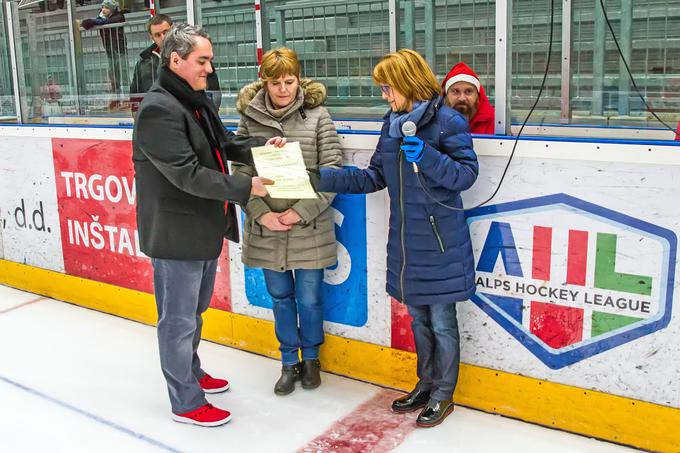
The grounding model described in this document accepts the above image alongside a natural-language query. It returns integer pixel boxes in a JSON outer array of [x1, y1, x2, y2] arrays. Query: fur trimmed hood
[[236, 79, 327, 114]]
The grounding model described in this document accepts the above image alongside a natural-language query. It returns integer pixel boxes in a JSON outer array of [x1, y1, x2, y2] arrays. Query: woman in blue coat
[[319, 49, 478, 427]]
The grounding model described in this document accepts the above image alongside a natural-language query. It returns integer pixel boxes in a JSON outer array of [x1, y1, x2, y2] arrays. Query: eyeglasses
[[380, 84, 391, 95]]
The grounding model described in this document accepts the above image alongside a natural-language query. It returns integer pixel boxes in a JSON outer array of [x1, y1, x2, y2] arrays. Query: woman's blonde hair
[[259, 47, 301, 82], [372, 49, 440, 104]]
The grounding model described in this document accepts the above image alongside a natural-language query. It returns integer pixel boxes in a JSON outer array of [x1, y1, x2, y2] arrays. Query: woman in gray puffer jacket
[[232, 47, 342, 396]]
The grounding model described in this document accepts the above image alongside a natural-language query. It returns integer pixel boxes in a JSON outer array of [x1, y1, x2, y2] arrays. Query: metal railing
[[78, 21, 133, 112]]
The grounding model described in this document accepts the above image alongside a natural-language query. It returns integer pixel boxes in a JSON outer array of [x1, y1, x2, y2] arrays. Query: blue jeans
[[152, 258, 216, 414], [407, 302, 460, 401], [263, 268, 325, 365]]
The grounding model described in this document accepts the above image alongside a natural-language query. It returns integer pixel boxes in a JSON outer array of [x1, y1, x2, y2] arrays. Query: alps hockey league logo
[[466, 194, 676, 369]]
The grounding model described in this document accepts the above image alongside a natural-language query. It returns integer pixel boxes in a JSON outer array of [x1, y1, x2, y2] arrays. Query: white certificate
[[250, 141, 318, 199]]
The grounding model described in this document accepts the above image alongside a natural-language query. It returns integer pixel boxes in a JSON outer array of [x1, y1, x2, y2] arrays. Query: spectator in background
[[81, 0, 127, 109], [130, 15, 221, 112], [442, 62, 495, 135], [40, 74, 63, 118]]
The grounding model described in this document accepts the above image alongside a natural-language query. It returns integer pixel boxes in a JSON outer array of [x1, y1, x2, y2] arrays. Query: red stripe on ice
[[298, 390, 418, 453]]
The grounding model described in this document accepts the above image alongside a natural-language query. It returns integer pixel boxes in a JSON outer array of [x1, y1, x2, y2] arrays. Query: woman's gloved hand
[[401, 136, 425, 163]]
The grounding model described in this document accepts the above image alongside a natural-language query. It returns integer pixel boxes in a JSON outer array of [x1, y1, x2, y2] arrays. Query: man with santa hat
[[442, 62, 495, 135]]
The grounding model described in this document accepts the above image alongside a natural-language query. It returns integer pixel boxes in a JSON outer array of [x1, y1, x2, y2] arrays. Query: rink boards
[[1, 124, 679, 451]]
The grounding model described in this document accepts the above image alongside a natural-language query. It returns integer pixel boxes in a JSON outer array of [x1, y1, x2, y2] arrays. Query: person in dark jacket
[[318, 49, 478, 428], [81, 0, 127, 99], [129, 14, 221, 112], [133, 23, 285, 427]]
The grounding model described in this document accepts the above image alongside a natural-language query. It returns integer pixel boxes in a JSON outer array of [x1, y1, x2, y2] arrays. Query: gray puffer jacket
[[233, 79, 342, 271]]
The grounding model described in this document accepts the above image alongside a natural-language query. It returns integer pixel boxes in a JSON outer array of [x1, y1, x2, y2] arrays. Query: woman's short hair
[[259, 47, 301, 82], [372, 49, 440, 103]]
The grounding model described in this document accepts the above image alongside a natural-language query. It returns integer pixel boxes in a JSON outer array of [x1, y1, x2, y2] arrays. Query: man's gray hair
[[161, 23, 211, 67]]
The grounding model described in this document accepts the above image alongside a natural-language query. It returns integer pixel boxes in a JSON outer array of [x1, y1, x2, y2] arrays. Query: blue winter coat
[[319, 96, 478, 306]]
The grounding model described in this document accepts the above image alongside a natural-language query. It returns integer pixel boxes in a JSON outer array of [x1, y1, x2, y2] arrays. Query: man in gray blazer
[[133, 23, 285, 427]]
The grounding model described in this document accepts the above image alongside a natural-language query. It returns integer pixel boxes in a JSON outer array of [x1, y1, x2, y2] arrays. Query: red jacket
[[468, 85, 495, 135]]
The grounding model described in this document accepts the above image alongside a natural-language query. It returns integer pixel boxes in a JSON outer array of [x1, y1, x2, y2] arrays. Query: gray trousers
[[152, 258, 217, 414], [407, 302, 460, 402]]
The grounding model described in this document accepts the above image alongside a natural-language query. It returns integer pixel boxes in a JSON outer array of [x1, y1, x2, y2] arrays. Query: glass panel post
[[495, 0, 512, 135], [388, 0, 398, 53], [66, 0, 81, 115], [187, 0, 196, 25], [560, 0, 572, 123], [617, 0, 632, 116], [423, 0, 435, 68], [592, 0, 605, 116], [5, 1, 24, 122]]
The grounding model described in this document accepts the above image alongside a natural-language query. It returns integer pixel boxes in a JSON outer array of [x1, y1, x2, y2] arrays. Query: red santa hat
[[442, 62, 481, 94]]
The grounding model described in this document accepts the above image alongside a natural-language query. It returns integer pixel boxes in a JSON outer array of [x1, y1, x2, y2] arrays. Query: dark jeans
[[407, 302, 460, 401], [263, 268, 325, 365], [152, 258, 216, 414]]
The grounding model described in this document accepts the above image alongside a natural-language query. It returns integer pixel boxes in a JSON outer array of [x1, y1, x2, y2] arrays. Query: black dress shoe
[[301, 359, 321, 389], [416, 399, 455, 427], [274, 363, 301, 395], [391, 388, 431, 413]]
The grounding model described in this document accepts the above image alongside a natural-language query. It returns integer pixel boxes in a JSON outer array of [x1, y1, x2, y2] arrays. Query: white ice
[[0, 284, 637, 453]]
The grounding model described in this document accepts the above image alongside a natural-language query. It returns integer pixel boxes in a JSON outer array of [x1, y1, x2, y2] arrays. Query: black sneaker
[[301, 359, 321, 390], [416, 399, 455, 427], [391, 388, 430, 413], [274, 363, 301, 395]]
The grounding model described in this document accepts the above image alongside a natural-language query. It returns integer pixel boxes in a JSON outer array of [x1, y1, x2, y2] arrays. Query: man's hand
[[259, 212, 291, 231], [251, 176, 274, 197], [278, 208, 302, 226], [266, 136, 287, 148]]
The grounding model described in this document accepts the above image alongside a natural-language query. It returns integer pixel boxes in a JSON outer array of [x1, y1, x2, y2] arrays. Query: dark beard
[[454, 103, 472, 119], [453, 99, 479, 121]]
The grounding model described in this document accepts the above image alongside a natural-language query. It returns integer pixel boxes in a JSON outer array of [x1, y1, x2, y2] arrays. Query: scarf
[[264, 87, 304, 119], [387, 99, 431, 138], [158, 66, 226, 154]]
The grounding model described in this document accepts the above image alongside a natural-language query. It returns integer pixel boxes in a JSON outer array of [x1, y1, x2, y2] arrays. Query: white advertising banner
[[460, 148, 680, 408], [0, 136, 64, 272]]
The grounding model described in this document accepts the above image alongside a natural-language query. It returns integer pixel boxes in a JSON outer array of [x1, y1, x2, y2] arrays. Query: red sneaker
[[172, 404, 231, 427], [199, 373, 230, 394]]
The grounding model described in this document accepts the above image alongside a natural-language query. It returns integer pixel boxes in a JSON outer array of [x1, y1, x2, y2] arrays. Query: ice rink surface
[[0, 284, 638, 453]]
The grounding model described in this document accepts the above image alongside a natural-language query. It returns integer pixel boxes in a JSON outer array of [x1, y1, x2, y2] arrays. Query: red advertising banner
[[52, 138, 231, 311], [391, 297, 415, 352]]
